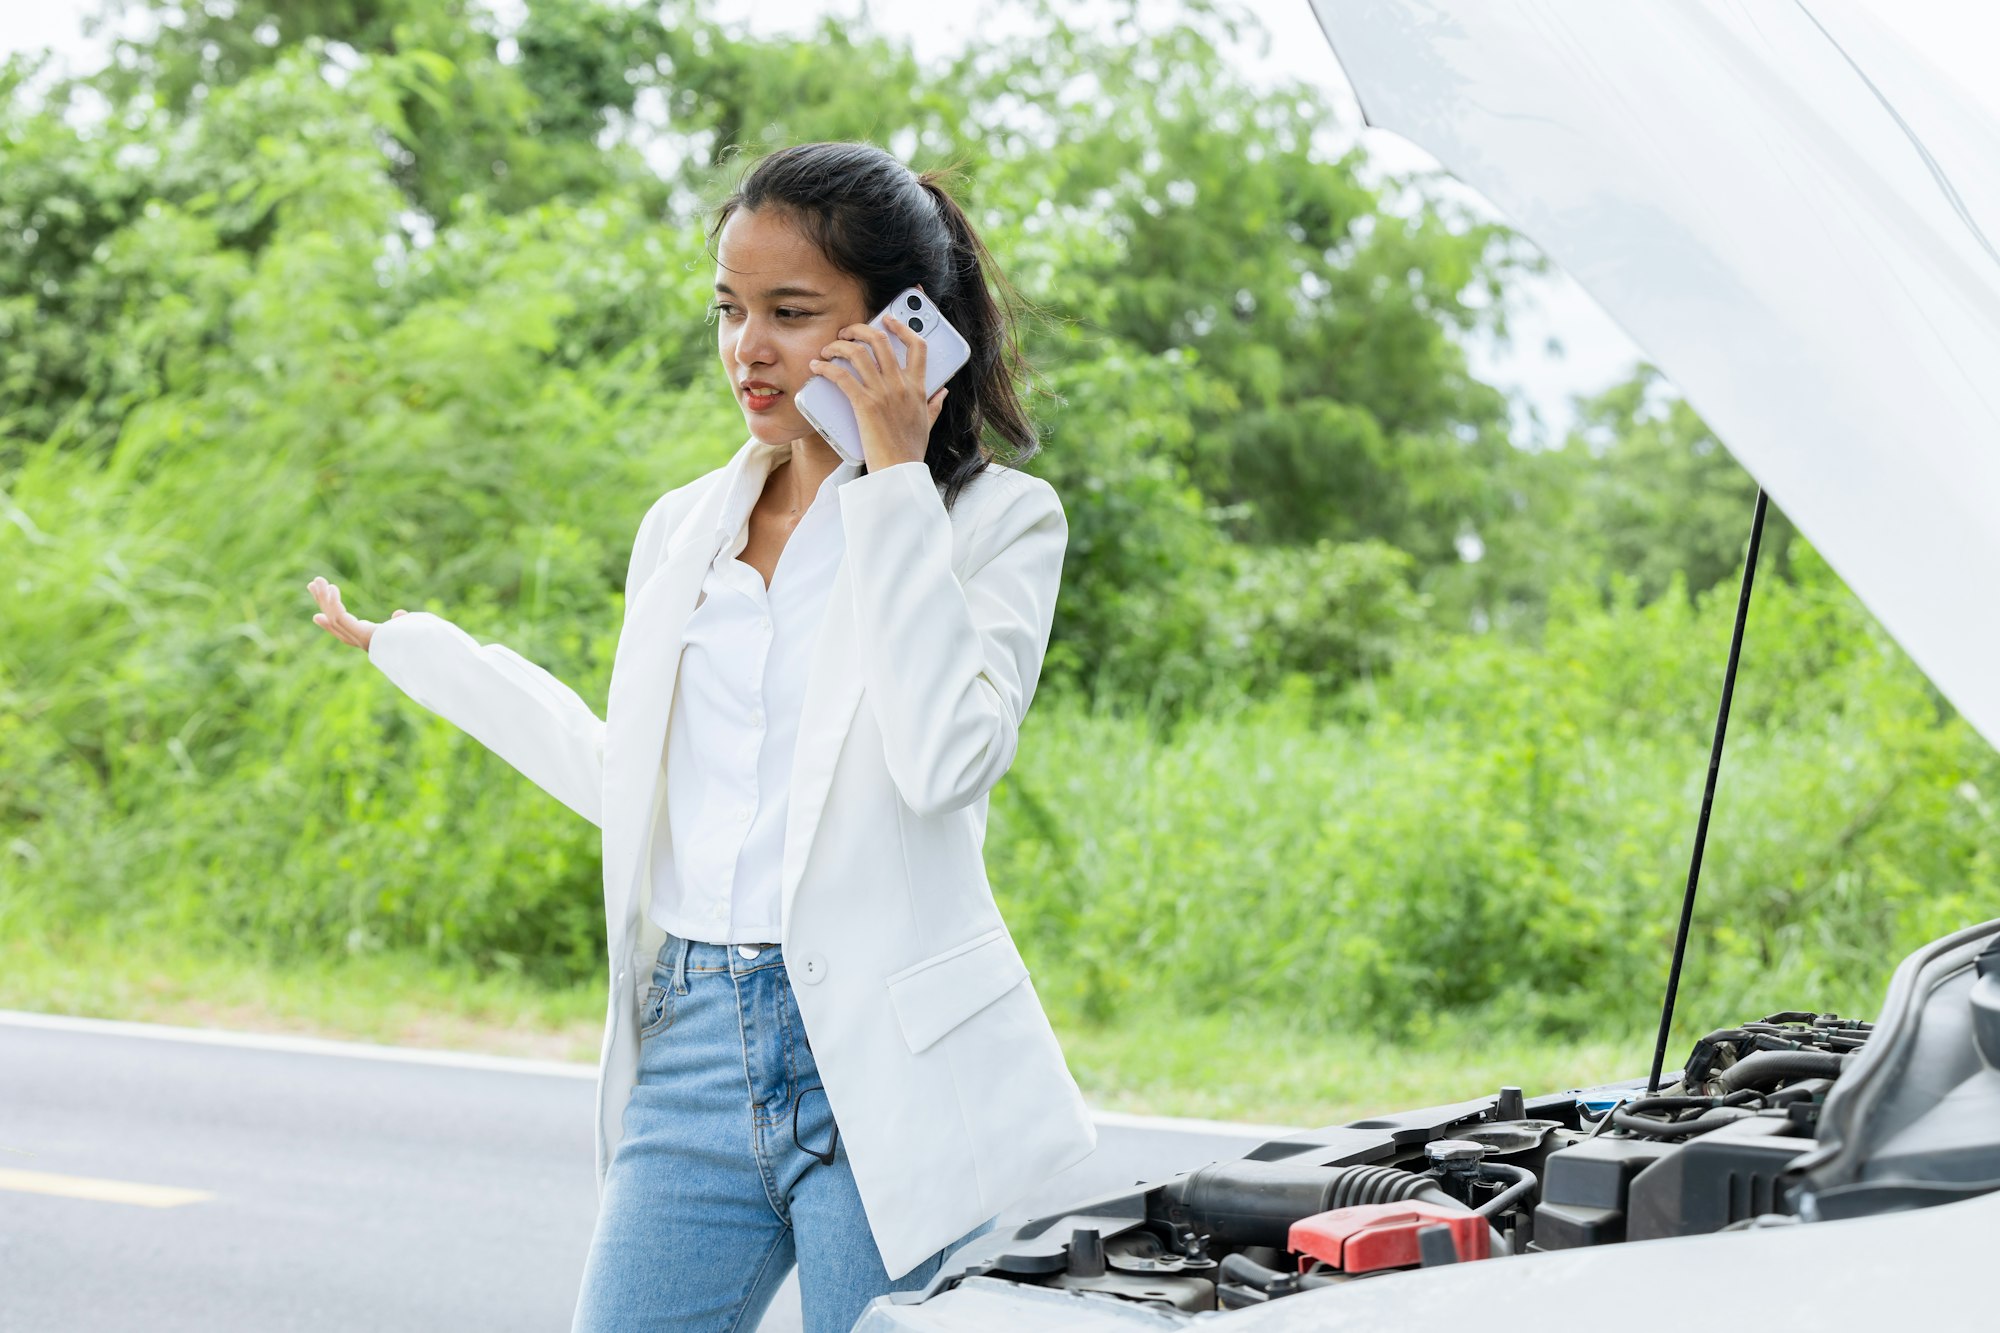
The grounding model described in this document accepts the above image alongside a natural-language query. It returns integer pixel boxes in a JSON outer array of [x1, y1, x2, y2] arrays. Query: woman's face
[[712, 206, 872, 448]]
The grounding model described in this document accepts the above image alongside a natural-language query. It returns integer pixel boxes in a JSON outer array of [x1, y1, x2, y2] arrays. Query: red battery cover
[[1288, 1201, 1492, 1273]]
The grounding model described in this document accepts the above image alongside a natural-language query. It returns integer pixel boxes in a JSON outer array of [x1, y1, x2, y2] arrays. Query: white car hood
[[1307, 0, 2000, 748]]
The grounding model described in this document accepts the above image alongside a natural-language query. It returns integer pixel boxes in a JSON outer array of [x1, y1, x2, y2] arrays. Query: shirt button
[[757, 618, 771, 634], [795, 952, 829, 985], [748, 709, 764, 728], [734, 806, 751, 824]]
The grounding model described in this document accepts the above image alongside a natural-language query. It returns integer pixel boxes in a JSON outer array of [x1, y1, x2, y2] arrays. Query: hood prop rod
[[1648, 488, 1770, 1094]]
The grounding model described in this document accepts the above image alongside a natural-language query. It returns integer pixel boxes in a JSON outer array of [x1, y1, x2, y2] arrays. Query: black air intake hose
[[1714, 1049, 1847, 1093], [1325, 1164, 1452, 1209], [1165, 1161, 1461, 1249]]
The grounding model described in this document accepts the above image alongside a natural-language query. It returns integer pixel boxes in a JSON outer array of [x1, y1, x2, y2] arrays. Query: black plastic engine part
[[1454, 1118, 1565, 1157], [962, 1210, 1153, 1277], [1682, 1013, 1873, 1087], [1610, 1091, 1760, 1140], [1213, 1253, 1344, 1311], [1468, 1161, 1536, 1218], [1712, 1048, 1848, 1093], [1418, 1223, 1460, 1266], [1163, 1161, 1457, 1249], [1531, 1137, 1680, 1249], [1244, 1088, 1578, 1163], [1219, 1252, 1301, 1296], [1627, 1116, 1816, 1240], [1066, 1228, 1106, 1277]]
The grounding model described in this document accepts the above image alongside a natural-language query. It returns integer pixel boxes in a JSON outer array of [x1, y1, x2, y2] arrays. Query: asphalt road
[[0, 1012, 1289, 1332]]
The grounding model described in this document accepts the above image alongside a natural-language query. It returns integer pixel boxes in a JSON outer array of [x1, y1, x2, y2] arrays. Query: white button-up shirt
[[645, 441, 863, 944]]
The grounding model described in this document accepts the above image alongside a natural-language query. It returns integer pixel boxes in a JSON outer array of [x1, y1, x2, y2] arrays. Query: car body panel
[[1307, 0, 2000, 748]]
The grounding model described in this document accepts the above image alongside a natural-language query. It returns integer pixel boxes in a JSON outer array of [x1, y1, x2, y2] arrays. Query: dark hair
[[708, 142, 1039, 509]]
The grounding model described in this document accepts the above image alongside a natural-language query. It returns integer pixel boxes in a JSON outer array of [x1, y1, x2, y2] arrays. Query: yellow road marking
[[0, 1169, 213, 1208]]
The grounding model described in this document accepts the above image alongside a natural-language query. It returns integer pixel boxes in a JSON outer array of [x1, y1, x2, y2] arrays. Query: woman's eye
[[707, 304, 813, 321]]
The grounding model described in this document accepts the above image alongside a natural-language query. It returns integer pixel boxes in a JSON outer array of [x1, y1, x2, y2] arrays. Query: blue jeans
[[570, 935, 990, 1332]]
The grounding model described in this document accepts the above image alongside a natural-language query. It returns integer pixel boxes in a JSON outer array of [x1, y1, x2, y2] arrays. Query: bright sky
[[4, 1, 1994, 438]]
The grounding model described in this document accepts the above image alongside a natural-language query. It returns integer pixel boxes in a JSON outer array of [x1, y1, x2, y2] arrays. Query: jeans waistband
[[657, 933, 783, 990]]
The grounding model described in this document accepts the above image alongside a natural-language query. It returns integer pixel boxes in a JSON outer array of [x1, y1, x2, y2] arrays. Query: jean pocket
[[639, 982, 677, 1040]]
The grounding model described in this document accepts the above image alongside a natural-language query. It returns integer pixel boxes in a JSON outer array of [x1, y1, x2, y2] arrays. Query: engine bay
[[889, 924, 2000, 1323], [905, 1012, 1867, 1315]]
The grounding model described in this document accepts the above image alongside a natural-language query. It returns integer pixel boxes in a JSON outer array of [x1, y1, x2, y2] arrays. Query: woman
[[305, 141, 1096, 1331]]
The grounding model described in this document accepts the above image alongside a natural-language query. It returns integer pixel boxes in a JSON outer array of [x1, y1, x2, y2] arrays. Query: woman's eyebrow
[[713, 282, 826, 299]]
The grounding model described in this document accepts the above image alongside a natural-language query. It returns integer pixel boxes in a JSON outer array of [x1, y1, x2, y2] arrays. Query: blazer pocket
[[884, 926, 1030, 1054]]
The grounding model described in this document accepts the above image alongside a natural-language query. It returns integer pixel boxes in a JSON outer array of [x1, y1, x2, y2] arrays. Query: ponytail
[[913, 171, 1040, 505]]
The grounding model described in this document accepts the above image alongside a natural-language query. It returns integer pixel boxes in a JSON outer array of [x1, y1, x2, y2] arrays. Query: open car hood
[[1306, 0, 2000, 748]]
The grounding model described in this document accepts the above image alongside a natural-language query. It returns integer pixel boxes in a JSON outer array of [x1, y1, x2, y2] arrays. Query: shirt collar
[[713, 439, 864, 543]]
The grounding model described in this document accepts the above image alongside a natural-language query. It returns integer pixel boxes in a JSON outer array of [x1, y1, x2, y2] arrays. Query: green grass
[[3, 924, 606, 1063], [4, 926, 1650, 1127], [1054, 1013, 1646, 1127]]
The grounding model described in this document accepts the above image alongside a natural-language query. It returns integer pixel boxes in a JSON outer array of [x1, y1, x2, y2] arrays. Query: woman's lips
[[740, 384, 784, 413]]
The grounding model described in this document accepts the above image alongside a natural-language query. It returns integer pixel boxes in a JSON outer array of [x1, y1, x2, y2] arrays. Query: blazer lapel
[[599, 460, 739, 930], [781, 554, 867, 929], [599, 437, 879, 939]]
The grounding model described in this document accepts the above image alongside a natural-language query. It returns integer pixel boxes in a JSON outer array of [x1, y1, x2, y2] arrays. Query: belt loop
[[671, 935, 690, 995]]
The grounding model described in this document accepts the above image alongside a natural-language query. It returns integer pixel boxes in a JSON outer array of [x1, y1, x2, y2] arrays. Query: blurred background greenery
[[3, 0, 1994, 1121]]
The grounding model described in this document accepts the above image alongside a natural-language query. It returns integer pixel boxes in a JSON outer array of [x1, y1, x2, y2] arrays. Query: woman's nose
[[732, 317, 779, 368]]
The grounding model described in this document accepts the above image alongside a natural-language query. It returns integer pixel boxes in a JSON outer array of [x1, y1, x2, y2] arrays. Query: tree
[[1468, 365, 1797, 627]]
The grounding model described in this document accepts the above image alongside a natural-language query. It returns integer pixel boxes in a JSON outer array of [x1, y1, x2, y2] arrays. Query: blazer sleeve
[[363, 481, 699, 828], [837, 462, 1067, 819]]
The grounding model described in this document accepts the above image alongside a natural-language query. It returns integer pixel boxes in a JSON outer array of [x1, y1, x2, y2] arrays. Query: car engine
[[874, 921, 2000, 1324]]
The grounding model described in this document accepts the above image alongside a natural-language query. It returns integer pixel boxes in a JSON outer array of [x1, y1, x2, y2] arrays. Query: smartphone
[[794, 286, 971, 465]]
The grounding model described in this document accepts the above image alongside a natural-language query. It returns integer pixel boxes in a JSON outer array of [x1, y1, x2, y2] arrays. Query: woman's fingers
[[808, 356, 867, 401], [821, 320, 928, 403], [819, 337, 881, 381], [886, 316, 927, 386], [815, 321, 935, 465], [850, 320, 896, 363], [307, 575, 376, 650], [320, 579, 354, 632]]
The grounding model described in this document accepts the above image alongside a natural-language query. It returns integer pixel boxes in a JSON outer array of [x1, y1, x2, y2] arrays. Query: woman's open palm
[[307, 575, 406, 652]]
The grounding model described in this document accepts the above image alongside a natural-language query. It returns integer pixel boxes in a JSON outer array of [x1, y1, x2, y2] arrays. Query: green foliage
[[1220, 539, 1426, 697], [1462, 365, 1801, 628], [993, 569, 1998, 1042], [1, 30, 736, 981], [3, 0, 1992, 1068], [927, 1, 1528, 557]]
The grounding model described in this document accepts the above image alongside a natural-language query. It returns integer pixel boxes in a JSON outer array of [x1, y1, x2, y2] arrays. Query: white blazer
[[365, 438, 1097, 1277]]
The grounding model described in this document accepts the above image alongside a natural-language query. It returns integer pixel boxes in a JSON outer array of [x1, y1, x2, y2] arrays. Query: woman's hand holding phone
[[809, 315, 949, 472]]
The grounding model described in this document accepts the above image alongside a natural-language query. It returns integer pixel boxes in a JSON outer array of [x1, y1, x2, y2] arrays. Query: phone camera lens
[[907, 316, 925, 333], [906, 294, 922, 311]]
